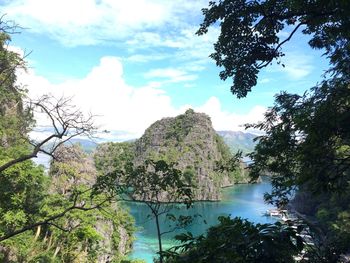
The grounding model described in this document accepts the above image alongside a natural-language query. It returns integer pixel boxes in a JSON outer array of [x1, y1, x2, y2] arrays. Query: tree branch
[[256, 21, 306, 69], [0, 95, 96, 173]]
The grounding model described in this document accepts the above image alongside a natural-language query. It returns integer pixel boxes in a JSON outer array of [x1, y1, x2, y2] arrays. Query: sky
[[1, 0, 329, 141]]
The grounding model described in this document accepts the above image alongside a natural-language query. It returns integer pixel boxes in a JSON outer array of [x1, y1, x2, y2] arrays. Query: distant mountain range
[[70, 131, 257, 157], [35, 129, 257, 155], [217, 131, 257, 155], [67, 138, 98, 153]]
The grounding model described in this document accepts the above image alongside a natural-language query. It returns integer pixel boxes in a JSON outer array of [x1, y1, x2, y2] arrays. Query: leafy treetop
[[197, 0, 350, 98], [164, 216, 304, 263]]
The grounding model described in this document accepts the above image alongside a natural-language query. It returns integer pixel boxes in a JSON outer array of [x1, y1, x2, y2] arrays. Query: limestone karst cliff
[[50, 145, 134, 262], [133, 109, 249, 200]]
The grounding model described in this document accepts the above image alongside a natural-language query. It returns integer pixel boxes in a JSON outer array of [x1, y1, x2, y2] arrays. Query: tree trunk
[[155, 214, 163, 263]]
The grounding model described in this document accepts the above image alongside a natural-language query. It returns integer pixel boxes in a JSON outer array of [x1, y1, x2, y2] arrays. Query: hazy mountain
[[217, 131, 257, 155], [35, 127, 258, 159]]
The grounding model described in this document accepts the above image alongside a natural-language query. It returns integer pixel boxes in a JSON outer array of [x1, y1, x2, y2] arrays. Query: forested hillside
[[0, 22, 136, 263]]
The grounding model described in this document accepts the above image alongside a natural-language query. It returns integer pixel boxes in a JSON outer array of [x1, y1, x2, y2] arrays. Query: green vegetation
[[214, 134, 248, 184], [3, 0, 349, 260], [164, 216, 304, 263], [95, 150, 193, 262], [94, 142, 135, 175], [94, 109, 248, 203], [124, 160, 193, 263], [93, 113, 249, 262], [133, 109, 249, 201], [197, 0, 349, 99], [48, 144, 135, 262], [165, 109, 195, 142], [0, 20, 136, 262], [167, 0, 350, 262]]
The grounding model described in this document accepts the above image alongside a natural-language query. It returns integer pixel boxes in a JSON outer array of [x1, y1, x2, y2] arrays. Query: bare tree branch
[[0, 95, 97, 173], [256, 21, 306, 69]]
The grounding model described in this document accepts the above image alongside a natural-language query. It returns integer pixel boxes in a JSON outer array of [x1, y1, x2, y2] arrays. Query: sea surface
[[126, 179, 276, 262]]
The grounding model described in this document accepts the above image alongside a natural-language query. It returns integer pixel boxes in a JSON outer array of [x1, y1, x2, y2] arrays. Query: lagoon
[[126, 179, 276, 262], [34, 154, 275, 262]]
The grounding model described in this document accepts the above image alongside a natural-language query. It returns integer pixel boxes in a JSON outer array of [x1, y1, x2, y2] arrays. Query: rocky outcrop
[[94, 214, 133, 263], [134, 109, 249, 201], [50, 145, 134, 262]]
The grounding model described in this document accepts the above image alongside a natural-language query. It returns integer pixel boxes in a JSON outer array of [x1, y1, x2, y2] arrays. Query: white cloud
[[6, 45, 25, 57], [195, 97, 266, 132], [3, 0, 169, 46], [126, 26, 219, 64], [3, 0, 209, 47], [268, 52, 314, 79], [259, 78, 271, 84], [2, 0, 220, 72], [281, 53, 314, 79], [19, 56, 178, 136], [125, 53, 169, 63], [17, 56, 266, 140], [144, 68, 197, 83], [2, 0, 220, 85]]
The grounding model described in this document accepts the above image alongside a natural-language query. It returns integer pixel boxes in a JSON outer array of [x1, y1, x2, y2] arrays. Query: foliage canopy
[[164, 216, 304, 263], [197, 0, 350, 98], [174, 0, 350, 261]]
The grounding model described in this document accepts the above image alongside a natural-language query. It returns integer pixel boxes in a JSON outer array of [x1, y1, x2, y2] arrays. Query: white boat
[[263, 209, 282, 217]]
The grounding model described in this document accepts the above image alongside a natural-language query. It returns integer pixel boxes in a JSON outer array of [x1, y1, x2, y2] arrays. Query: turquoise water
[[126, 180, 276, 262]]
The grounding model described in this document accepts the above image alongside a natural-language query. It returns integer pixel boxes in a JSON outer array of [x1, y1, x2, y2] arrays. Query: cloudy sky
[[1, 0, 329, 140]]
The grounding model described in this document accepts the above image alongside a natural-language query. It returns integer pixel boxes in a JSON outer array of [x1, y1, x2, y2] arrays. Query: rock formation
[[133, 109, 249, 200]]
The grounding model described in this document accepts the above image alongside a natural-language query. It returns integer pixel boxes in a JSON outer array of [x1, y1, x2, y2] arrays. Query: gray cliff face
[[50, 145, 133, 262], [94, 212, 132, 263], [134, 109, 248, 201]]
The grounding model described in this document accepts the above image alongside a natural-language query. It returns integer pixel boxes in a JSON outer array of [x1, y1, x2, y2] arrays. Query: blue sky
[[1, 0, 329, 140]]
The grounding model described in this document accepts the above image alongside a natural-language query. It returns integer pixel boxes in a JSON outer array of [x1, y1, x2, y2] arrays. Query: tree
[[94, 141, 135, 177], [0, 143, 135, 262], [94, 155, 194, 263], [0, 17, 95, 176], [125, 159, 193, 263], [248, 80, 350, 204], [43, 144, 135, 262], [0, 26, 138, 261], [0, 17, 133, 263], [164, 216, 304, 263], [171, 0, 350, 261], [0, 94, 102, 244], [197, 0, 350, 98], [246, 75, 350, 260], [0, 94, 96, 173]]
